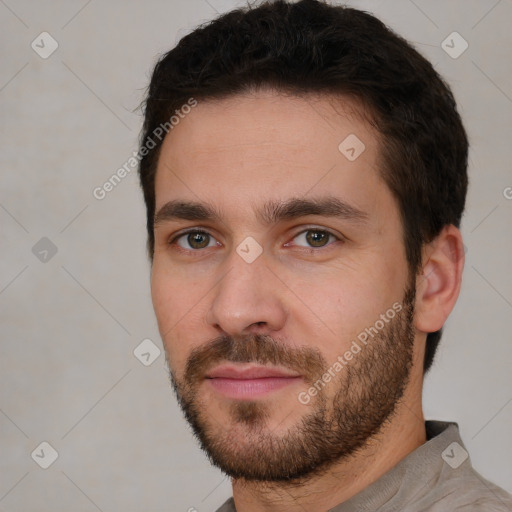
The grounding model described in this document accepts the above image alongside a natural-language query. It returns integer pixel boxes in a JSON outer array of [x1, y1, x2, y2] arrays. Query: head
[[138, 0, 467, 481]]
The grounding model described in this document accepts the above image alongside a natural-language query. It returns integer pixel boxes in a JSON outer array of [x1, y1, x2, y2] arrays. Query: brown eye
[[306, 230, 330, 247], [188, 232, 210, 249], [292, 229, 337, 248], [173, 230, 217, 250]]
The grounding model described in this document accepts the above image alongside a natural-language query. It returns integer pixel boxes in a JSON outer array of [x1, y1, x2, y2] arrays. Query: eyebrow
[[153, 196, 369, 228]]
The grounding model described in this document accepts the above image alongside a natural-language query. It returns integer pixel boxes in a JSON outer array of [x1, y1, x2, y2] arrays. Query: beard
[[166, 283, 416, 482]]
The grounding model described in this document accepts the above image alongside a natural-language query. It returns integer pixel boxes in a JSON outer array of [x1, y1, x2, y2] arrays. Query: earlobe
[[414, 225, 465, 333]]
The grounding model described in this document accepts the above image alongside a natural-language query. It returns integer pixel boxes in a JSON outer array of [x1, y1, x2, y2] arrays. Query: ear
[[414, 225, 465, 333]]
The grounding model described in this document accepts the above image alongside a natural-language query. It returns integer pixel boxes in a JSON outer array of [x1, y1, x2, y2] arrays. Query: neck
[[231, 371, 426, 512]]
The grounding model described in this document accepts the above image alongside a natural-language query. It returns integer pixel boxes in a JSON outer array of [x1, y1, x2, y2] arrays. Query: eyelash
[[168, 227, 343, 253]]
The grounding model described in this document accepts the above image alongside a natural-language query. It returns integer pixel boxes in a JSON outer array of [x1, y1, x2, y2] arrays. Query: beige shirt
[[215, 420, 512, 511]]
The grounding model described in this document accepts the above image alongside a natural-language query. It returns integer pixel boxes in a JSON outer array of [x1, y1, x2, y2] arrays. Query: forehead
[[154, 89, 391, 225]]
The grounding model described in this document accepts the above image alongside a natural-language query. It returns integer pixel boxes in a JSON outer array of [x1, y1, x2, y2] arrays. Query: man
[[137, 0, 512, 510]]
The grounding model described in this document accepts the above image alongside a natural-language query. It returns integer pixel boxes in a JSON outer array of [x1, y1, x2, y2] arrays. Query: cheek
[[151, 264, 186, 358], [151, 258, 196, 319], [150, 262, 208, 367], [292, 268, 400, 361], [302, 280, 372, 343]]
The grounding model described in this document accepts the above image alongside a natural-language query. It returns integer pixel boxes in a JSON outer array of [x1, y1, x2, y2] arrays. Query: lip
[[205, 364, 301, 379], [205, 364, 302, 399]]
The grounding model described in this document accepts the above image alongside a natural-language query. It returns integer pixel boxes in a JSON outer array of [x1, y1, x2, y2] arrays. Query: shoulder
[[409, 421, 512, 511], [416, 466, 512, 512]]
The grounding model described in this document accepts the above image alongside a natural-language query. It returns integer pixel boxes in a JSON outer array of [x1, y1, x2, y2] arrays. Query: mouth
[[204, 364, 303, 399]]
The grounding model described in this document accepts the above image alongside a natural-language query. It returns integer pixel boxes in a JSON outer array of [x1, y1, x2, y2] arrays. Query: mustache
[[183, 333, 327, 386]]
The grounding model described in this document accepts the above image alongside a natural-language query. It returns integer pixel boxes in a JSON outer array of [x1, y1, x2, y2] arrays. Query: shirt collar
[[327, 420, 465, 511]]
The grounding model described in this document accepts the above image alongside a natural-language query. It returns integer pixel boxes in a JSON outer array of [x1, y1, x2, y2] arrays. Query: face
[[151, 89, 417, 481]]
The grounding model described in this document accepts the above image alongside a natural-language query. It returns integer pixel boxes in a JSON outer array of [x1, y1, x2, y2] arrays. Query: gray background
[[1, 0, 511, 511]]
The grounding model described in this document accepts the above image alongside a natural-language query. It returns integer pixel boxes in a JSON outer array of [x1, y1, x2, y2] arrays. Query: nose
[[205, 248, 288, 337]]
